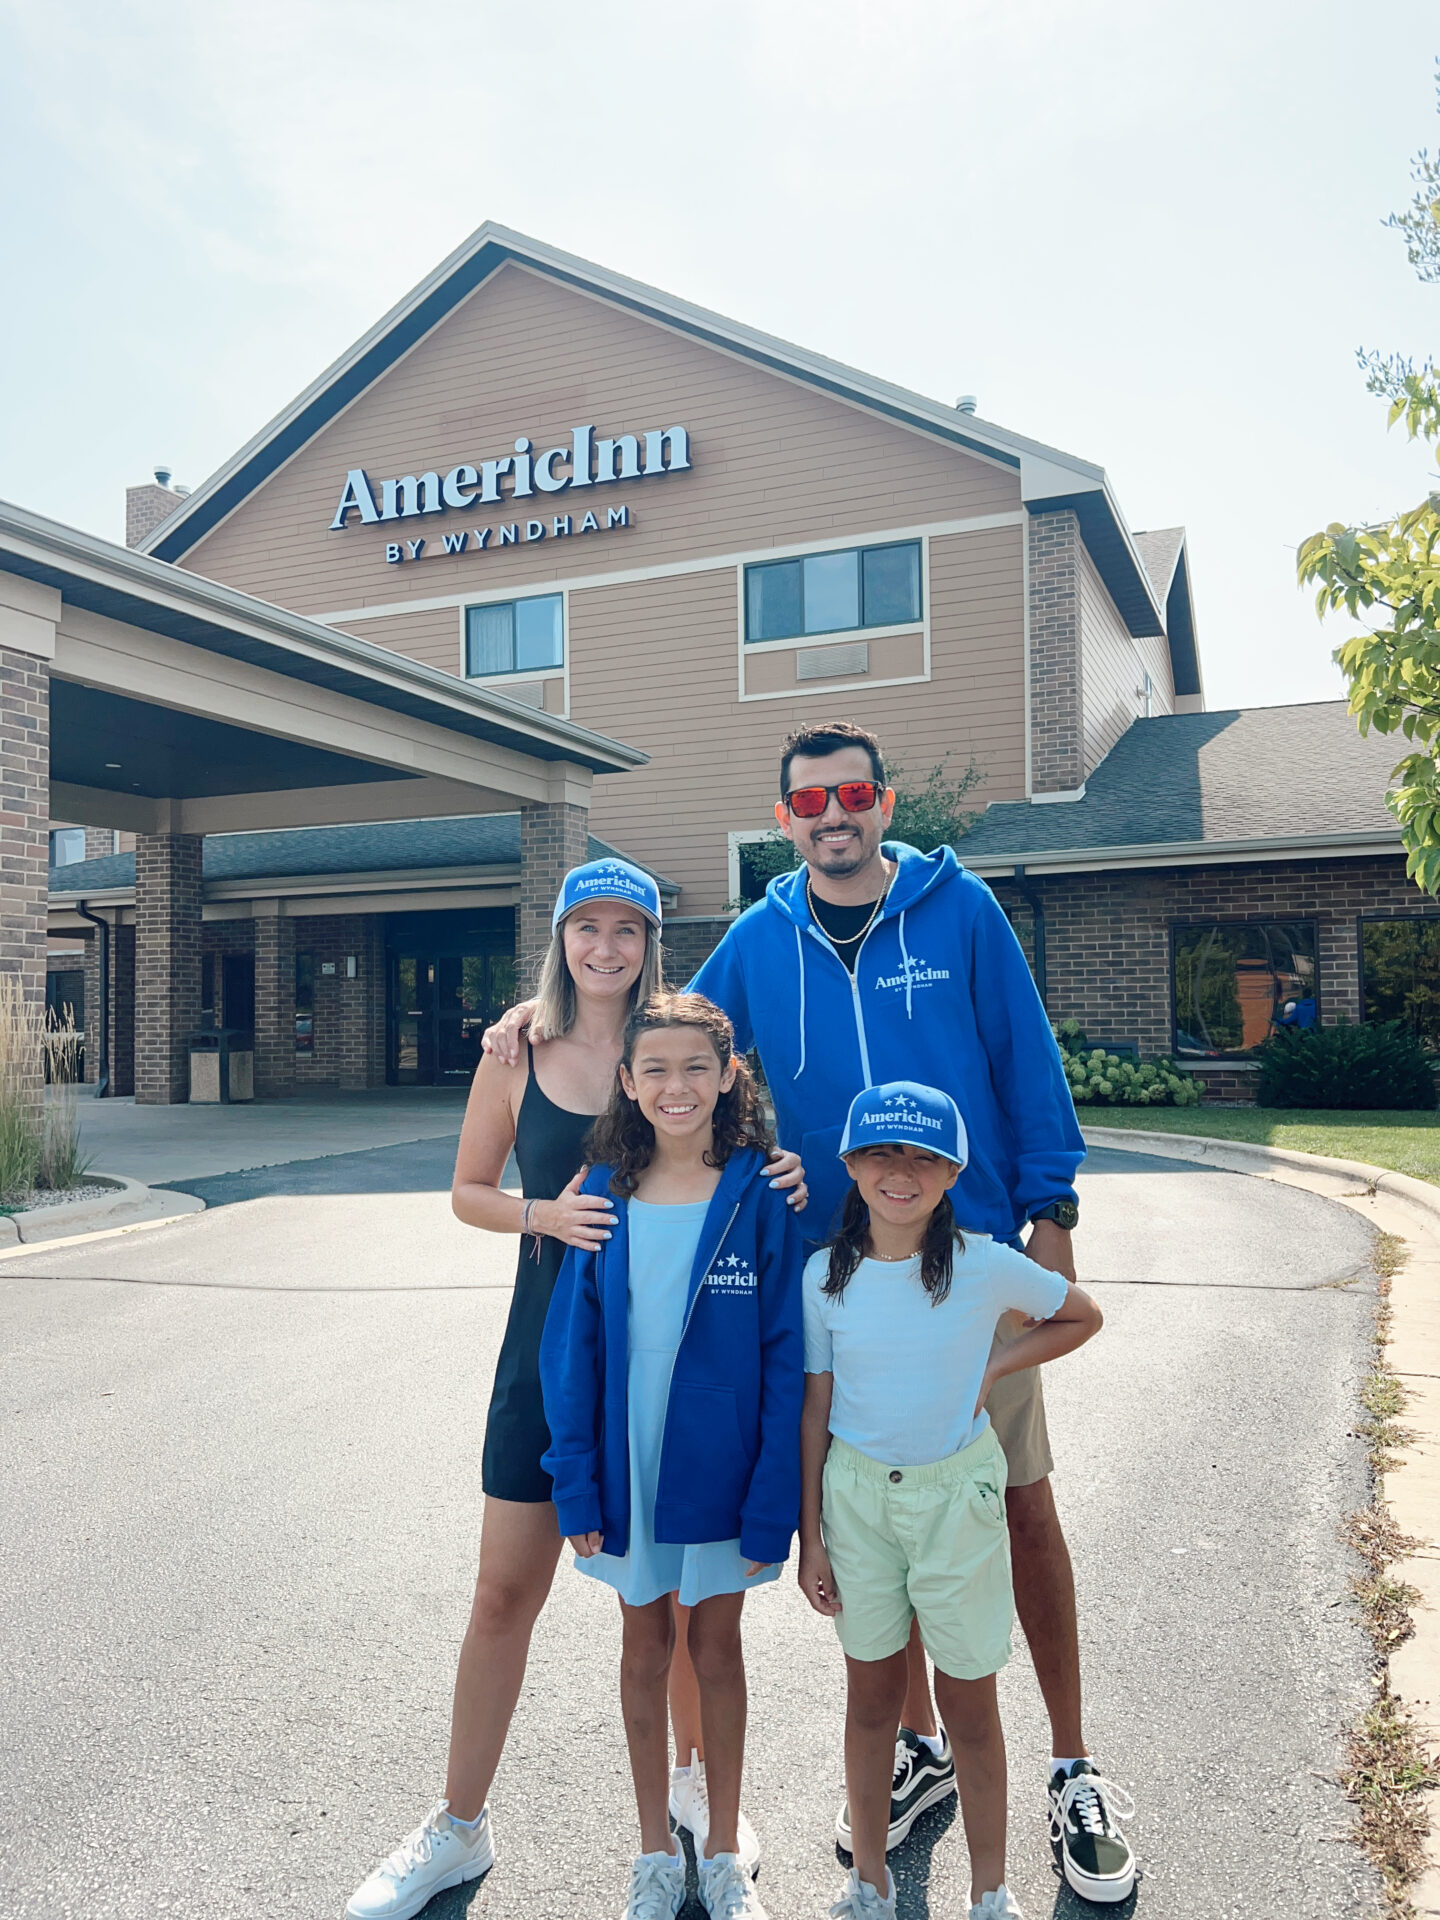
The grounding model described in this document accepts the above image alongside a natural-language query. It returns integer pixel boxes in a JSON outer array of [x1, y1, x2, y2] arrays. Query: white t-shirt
[[802, 1235, 1069, 1467]]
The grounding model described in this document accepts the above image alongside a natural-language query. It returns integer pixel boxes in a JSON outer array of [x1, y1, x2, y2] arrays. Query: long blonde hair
[[530, 915, 664, 1040]]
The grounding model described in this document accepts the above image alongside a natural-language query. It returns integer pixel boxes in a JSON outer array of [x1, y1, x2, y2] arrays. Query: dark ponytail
[[823, 1184, 961, 1306]]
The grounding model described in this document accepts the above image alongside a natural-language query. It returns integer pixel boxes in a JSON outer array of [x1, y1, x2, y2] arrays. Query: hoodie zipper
[[806, 919, 883, 1087]]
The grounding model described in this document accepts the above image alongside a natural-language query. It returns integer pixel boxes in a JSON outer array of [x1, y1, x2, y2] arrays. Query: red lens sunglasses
[[784, 781, 881, 818]]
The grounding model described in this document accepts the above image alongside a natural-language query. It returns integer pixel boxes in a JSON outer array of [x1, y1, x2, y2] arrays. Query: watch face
[[1043, 1200, 1080, 1230]]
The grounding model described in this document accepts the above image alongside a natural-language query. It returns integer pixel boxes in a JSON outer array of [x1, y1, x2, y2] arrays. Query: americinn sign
[[328, 422, 692, 531]]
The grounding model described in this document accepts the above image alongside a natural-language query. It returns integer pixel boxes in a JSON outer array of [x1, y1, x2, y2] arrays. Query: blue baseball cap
[[552, 857, 662, 932], [838, 1081, 968, 1168]]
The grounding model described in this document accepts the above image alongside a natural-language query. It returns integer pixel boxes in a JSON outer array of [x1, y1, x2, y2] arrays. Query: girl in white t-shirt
[[797, 1082, 1101, 1920]]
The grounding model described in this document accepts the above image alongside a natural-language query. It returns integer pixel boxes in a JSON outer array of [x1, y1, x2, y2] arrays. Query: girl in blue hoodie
[[540, 991, 803, 1920]]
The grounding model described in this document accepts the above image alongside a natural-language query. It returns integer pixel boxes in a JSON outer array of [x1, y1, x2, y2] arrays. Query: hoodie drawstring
[[898, 908, 914, 1020], [793, 922, 807, 1078]]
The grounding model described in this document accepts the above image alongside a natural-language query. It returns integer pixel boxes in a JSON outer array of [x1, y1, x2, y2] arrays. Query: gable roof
[[142, 222, 1177, 649], [956, 702, 1401, 875], [48, 814, 678, 902]]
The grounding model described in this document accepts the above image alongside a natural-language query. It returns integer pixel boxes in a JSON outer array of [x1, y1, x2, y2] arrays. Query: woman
[[346, 859, 804, 1920]]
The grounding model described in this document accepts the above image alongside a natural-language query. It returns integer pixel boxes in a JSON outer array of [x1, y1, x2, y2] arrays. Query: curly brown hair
[[586, 992, 774, 1198], [824, 1182, 963, 1305]]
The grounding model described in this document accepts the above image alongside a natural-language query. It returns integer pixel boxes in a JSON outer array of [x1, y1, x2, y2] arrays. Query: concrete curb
[[0, 1173, 204, 1249], [1083, 1122, 1440, 1914]]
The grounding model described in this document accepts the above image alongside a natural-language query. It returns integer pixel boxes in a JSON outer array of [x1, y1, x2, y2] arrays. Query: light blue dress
[[575, 1197, 783, 1608]]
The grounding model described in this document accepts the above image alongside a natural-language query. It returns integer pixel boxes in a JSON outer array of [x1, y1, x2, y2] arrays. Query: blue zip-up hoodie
[[539, 1148, 804, 1568], [690, 843, 1085, 1244]]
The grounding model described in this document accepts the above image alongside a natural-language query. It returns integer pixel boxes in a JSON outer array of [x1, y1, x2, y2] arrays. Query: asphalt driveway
[[0, 1142, 1383, 1918]]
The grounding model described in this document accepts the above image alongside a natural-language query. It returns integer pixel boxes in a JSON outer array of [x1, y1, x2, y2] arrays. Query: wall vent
[[497, 680, 546, 708], [797, 642, 868, 681]]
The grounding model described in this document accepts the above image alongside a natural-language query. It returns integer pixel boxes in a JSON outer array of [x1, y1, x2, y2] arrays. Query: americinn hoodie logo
[[705, 1252, 758, 1296]]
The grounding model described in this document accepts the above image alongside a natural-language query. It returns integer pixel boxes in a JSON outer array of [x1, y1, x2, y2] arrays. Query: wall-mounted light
[[345, 955, 357, 979]]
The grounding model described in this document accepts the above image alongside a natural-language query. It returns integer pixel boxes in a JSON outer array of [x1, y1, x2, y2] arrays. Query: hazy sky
[[2, 1, 1436, 712]]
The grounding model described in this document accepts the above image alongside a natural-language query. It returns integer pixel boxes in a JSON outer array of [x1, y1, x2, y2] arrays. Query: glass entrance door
[[388, 941, 516, 1085]]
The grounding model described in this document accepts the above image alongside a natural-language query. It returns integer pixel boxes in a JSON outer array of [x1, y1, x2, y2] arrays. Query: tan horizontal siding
[[573, 522, 1025, 914], [330, 605, 461, 675], [182, 262, 1020, 620], [743, 630, 924, 695]]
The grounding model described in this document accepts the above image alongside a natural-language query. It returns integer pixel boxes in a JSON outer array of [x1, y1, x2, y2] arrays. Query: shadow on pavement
[[1078, 1145, 1214, 1178], [156, 1131, 506, 1209]]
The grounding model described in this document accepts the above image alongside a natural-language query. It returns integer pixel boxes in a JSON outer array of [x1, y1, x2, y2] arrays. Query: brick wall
[[125, 483, 186, 549], [134, 834, 203, 1103], [1027, 509, 1084, 794], [109, 924, 135, 1097], [990, 852, 1440, 1087], [518, 802, 590, 990], [252, 912, 296, 1097], [83, 828, 116, 861], [662, 916, 730, 987], [81, 931, 101, 1085], [0, 646, 49, 1105], [290, 915, 387, 1090]]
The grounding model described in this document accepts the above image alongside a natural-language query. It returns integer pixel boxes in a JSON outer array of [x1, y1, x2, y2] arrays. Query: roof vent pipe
[[955, 395, 978, 416], [153, 466, 173, 488]]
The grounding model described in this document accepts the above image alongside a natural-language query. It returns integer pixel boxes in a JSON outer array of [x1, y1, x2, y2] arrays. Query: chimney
[[125, 466, 187, 549]]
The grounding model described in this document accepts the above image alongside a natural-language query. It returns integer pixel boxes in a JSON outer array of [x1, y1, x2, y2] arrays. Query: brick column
[[1319, 913, 1361, 1026], [134, 833, 203, 1104], [81, 931, 101, 1085], [109, 924, 135, 1097], [519, 801, 590, 990], [253, 910, 296, 1098], [1027, 509, 1084, 795], [0, 645, 50, 1114]]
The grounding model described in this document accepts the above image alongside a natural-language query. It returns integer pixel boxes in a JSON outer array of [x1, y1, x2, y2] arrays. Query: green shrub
[[1255, 1020, 1437, 1110], [1053, 1018, 1202, 1108]]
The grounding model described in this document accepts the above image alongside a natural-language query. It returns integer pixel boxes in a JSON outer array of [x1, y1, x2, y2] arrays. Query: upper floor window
[[49, 828, 85, 868], [744, 540, 921, 644], [1172, 920, 1317, 1058], [465, 593, 564, 678]]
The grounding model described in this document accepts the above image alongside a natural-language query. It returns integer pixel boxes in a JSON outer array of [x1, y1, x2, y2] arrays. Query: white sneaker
[[969, 1887, 1024, 1920], [699, 1850, 767, 1919], [670, 1749, 762, 1875], [345, 1800, 494, 1920], [828, 1864, 897, 1916], [622, 1846, 687, 1920]]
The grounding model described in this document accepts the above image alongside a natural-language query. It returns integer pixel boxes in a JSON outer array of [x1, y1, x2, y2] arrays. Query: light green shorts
[[821, 1425, 1014, 1680]]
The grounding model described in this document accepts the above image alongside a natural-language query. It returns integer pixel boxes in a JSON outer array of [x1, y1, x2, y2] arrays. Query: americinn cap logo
[[838, 1081, 969, 1168], [552, 858, 662, 931]]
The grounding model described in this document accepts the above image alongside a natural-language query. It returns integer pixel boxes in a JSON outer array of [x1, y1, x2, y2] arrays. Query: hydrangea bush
[[1052, 1018, 1201, 1108]]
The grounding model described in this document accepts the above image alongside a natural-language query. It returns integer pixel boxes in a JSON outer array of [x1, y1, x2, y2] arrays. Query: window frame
[[461, 590, 567, 695], [742, 538, 924, 648], [1169, 916, 1320, 1061], [1357, 911, 1440, 1056]]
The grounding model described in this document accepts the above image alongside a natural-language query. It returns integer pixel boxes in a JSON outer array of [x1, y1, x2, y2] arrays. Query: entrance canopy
[[0, 497, 647, 837], [0, 496, 646, 1103]]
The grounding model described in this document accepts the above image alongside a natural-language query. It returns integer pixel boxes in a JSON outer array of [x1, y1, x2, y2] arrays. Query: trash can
[[189, 1027, 255, 1103]]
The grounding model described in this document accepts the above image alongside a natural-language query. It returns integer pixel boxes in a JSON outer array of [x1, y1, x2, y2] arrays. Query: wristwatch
[[1029, 1198, 1080, 1231]]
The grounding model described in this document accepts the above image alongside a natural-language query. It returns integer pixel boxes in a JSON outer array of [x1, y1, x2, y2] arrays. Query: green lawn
[[1082, 1105, 1440, 1185]]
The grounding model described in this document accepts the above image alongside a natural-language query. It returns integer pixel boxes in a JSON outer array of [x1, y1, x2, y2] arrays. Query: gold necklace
[[807, 869, 892, 948]]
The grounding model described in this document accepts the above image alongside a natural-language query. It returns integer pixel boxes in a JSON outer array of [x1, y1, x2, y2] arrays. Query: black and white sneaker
[[835, 1727, 957, 1853], [1047, 1760, 1136, 1904]]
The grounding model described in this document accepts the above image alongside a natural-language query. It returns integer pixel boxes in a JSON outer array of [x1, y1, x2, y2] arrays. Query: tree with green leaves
[[1297, 70, 1440, 890]]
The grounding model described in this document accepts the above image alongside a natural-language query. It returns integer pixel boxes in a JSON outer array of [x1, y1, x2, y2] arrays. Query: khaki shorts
[[985, 1310, 1053, 1488], [821, 1427, 1013, 1680]]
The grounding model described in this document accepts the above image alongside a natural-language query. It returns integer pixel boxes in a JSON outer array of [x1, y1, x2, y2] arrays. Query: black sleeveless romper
[[480, 1045, 597, 1503]]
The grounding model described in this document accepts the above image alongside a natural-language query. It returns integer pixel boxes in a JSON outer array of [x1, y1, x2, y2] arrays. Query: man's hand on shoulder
[[482, 998, 537, 1066]]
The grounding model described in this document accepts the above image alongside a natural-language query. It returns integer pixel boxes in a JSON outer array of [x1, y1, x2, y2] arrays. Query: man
[[488, 721, 1135, 1905]]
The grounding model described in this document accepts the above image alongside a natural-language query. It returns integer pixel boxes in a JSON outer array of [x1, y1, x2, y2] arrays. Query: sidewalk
[[66, 1086, 469, 1186]]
